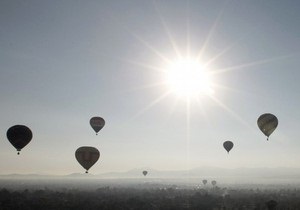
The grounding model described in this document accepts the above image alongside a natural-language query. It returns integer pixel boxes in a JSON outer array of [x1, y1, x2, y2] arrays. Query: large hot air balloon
[[257, 113, 278, 140], [90, 117, 105, 135], [143, 170, 148, 176], [202, 179, 208, 185], [75, 146, 100, 173], [6, 125, 32, 155], [211, 180, 217, 186], [223, 141, 234, 154]]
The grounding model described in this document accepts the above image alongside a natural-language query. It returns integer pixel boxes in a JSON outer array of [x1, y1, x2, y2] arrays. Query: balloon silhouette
[[202, 179, 208, 185], [90, 117, 105, 135], [75, 147, 100, 173], [223, 141, 234, 153], [257, 113, 278, 140], [7, 125, 32, 155], [211, 180, 217, 186], [143, 170, 148, 176]]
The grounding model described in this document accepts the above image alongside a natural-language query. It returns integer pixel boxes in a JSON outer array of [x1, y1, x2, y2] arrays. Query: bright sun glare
[[166, 58, 214, 98]]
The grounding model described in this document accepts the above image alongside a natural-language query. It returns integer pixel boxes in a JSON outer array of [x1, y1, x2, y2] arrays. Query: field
[[1, 178, 300, 210]]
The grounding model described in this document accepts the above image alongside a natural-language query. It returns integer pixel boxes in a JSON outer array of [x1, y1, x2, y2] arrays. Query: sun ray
[[115, 57, 165, 73], [186, 0, 191, 57], [197, 6, 225, 61], [185, 97, 191, 171], [203, 16, 275, 68], [195, 96, 218, 139], [105, 0, 271, 148], [161, 96, 181, 126], [208, 95, 257, 132], [211, 54, 295, 74], [117, 82, 167, 95], [130, 32, 172, 64], [106, 10, 172, 64], [204, 37, 245, 67], [129, 90, 172, 121], [211, 83, 254, 95], [153, 0, 182, 59]]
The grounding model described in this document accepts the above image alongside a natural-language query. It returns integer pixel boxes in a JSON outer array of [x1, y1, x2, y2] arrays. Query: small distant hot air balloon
[[7, 125, 32, 155], [211, 180, 217, 186], [223, 141, 234, 154], [142, 170, 148, 176], [90, 117, 105, 135], [75, 146, 100, 173], [202, 179, 208, 185], [257, 113, 278, 140]]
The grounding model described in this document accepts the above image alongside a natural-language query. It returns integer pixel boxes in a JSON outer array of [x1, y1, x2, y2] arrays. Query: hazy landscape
[[1, 168, 300, 209], [1, 171, 300, 209]]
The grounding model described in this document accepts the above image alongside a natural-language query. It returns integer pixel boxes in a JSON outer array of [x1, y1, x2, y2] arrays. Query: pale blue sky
[[0, 0, 299, 175]]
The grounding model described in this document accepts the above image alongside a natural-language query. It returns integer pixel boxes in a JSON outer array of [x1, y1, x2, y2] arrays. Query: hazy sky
[[0, 0, 299, 175]]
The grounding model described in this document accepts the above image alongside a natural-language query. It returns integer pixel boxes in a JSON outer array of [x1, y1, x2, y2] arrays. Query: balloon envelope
[[75, 146, 100, 173], [142, 171, 148, 176], [211, 180, 217, 186], [223, 141, 234, 153], [6, 125, 32, 154], [257, 113, 278, 140], [202, 179, 207, 185], [90, 117, 105, 135]]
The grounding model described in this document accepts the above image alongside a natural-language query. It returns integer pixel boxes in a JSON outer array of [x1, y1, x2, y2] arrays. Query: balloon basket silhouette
[[17, 151, 20, 155], [85, 171, 88, 174]]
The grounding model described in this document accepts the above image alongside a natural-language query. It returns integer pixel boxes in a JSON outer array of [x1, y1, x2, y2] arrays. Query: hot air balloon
[[202, 179, 208, 185], [75, 146, 100, 173], [223, 141, 234, 154], [257, 113, 278, 140], [211, 180, 217, 186], [90, 117, 105, 135], [143, 170, 148, 176], [6, 125, 32, 155]]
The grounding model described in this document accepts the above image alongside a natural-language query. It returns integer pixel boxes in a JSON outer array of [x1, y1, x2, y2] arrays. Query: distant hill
[[1, 167, 300, 184], [95, 167, 300, 180]]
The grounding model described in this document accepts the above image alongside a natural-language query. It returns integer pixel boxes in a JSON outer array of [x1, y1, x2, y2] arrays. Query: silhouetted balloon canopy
[[202, 179, 207, 185], [143, 171, 148, 176], [90, 117, 105, 135], [211, 180, 217, 186], [75, 146, 100, 173], [223, 141, 234, 153], [6, 125, 32, 155], [257, 113, 278, 140]]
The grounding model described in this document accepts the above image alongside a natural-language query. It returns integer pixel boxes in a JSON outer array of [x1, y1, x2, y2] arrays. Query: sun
[[165, 58, 214, 98]]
